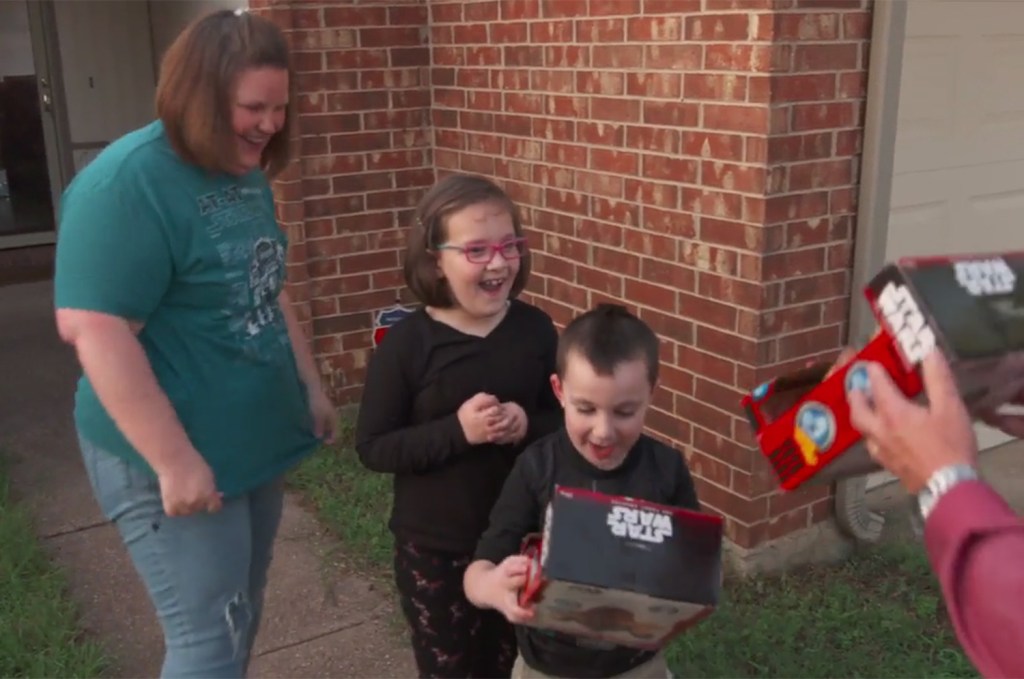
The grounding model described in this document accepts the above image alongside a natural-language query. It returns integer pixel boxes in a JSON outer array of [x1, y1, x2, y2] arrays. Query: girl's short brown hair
[[156, 9, 294, 179], [404, 173, 532, 308]]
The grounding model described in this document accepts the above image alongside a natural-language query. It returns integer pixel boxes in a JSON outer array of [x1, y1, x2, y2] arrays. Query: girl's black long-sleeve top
[[354, 299, 564, 554]]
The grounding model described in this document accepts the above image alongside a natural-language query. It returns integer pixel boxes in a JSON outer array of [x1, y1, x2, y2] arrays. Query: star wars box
[[517, 485, 723, 650], [742, 250, 1024, 491]]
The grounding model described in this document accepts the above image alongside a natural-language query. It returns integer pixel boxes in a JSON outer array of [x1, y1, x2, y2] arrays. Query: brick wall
[[428, 0, 872, 549], [251, 0, 872, 551], [251, 0, 435, 404]]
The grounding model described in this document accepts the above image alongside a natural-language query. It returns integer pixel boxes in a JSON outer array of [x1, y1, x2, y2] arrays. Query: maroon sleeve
[[925, 480, 1024, 678]]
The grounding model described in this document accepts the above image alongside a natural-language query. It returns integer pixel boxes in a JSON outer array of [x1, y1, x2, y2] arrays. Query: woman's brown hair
[[404, 173, 532, 308], [156, 9, 294, 179]]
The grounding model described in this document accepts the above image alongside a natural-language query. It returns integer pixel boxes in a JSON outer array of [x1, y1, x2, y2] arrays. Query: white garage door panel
[[886, 0, 1024, 454], [889, 160, 1024, 255], [894, 2, 1024, 174]]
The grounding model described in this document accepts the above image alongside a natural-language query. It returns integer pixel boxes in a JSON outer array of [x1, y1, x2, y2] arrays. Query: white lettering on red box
[[954, 258, 1016, 296], [876, 282, 936, 365], [607, 506, 673, 544]]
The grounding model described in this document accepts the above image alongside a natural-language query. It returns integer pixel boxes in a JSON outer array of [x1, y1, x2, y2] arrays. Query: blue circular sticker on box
[[844, 361, 872, 398], [795, 401, 836, 455]]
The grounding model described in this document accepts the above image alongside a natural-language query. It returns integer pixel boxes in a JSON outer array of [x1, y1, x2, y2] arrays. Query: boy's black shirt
[[354, 299, 563, 554], [474, 428, 701, 678]]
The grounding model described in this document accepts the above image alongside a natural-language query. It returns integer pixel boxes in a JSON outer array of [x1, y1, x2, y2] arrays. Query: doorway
[[0, 0, 246, 256], [0, 0, 64, 250]]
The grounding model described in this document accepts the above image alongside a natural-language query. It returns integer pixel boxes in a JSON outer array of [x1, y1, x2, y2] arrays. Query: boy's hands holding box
[[464, 555, 535, 625]]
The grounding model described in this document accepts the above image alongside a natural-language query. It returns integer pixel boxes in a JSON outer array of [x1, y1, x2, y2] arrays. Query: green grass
[[667, 543, 975, 677], [0, 459, 108, 678], [287, 423, 395, 576], [290, 425, 975, 678]]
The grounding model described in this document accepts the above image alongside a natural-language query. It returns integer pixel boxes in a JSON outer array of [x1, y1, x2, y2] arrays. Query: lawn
[[0, 458, 108, 678], [289, 426, 976, 678]]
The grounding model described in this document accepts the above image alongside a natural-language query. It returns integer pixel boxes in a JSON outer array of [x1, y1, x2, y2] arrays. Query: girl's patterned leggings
[[394, 540, 518, 678]]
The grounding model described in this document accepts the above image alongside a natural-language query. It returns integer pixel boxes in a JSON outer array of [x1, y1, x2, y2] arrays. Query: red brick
[[576, 72, 626, 96], [465, 1, 500, 21], [324, 6, 387, 27], [643, 101, 700, 128], [500, 0, 541, 20], [593, 45, 644, 69], [454, 23, 488, 43], [644, 206, 698, 238], [591, 196, 640, 226], [575, 171, 624, 198], [706, 0, 792, 8], [542, 0, 585, 18], [792, 102, 858, 131], [325, 49, 388, 69], [629, 16, 683, 41], [701, 161, 766, 194], [578, 220, 626, 248], [838, 71, 867, 99], [625, 127, 679, 154], [685, 14, 751, 41], [682, 131, 745, 161], [545, 45, 590, 68], [788, 159, 853, 191], [643, 0, 701, 12], [775, 12, 840, 40], [491, 22, 529, 43], [843, 11, 871, 39], [772, 74, 837, 102], [684, 73, 748, 101], [575, 121, 622, 146], [683, 186, 740, 217], [591, 0, 643, 15], [793, 43, 859, 72], [626, 278, 675, 311], [642, 155, 699, 184], [626, 73, 681, 99], [644, 44, 703, 70], [576, 17, 626, 42], [360, 26, 424, 48], [703, 104, 768, 133]]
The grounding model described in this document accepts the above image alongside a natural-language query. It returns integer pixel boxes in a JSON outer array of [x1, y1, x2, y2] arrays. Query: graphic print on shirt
[[195, 184, 289, 360]]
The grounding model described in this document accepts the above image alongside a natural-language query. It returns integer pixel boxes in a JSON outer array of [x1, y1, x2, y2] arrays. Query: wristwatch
[[917, 464, 980, 522]]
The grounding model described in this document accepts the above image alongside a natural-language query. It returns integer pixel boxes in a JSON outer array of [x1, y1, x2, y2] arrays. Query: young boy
[[464, 303, 701, 679]]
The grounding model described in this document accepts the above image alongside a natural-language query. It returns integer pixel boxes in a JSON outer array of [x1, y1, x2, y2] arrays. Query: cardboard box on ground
[[517, 486, 723, 650], [742, 250, 1024, 492]]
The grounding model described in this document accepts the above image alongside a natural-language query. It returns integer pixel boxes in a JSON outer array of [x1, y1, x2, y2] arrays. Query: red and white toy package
[[742, 250, 1024, 491]]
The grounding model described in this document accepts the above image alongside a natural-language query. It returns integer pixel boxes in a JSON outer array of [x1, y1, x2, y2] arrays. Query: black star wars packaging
[[517, 485, 723, 650], [742, 250, 1024, 491]]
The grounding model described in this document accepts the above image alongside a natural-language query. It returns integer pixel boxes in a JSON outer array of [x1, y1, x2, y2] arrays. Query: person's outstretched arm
[[925, 480, 1024, 677], [849, 352, 1024, 677]]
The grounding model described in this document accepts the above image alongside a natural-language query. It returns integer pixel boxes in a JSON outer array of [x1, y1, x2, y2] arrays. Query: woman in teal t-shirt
[[52, 10, 334, 677]]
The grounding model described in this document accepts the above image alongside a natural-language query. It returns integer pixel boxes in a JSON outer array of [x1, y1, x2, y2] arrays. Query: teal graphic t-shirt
[[54, 120, 319, 497]]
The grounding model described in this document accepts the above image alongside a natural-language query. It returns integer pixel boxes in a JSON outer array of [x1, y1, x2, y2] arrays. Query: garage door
[[886, 0, 1024, 451]]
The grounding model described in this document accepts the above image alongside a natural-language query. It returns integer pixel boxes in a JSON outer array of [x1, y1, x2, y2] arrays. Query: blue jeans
[[80, 437, 285, 678]]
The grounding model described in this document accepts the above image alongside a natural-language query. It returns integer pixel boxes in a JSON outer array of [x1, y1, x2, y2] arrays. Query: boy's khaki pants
[[510, 651, 672, 679]]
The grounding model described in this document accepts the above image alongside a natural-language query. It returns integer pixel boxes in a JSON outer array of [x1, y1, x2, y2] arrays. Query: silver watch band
[[917, 464, 979, 522]]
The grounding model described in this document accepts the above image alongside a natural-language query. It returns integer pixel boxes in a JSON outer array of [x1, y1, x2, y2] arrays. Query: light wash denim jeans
[[80, 437, 284, 678]]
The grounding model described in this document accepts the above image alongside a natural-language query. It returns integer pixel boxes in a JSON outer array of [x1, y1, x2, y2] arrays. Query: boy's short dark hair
[[557, 304, 660, 387], [403, 173, 531, 308]]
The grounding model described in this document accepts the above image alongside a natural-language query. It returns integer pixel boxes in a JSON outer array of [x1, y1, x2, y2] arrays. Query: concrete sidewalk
[[0, 280, 416, 678]]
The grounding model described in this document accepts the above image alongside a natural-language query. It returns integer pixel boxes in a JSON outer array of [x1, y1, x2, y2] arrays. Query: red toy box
[[517, 485, 722, 650], [743, 251, 1024, 491]]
